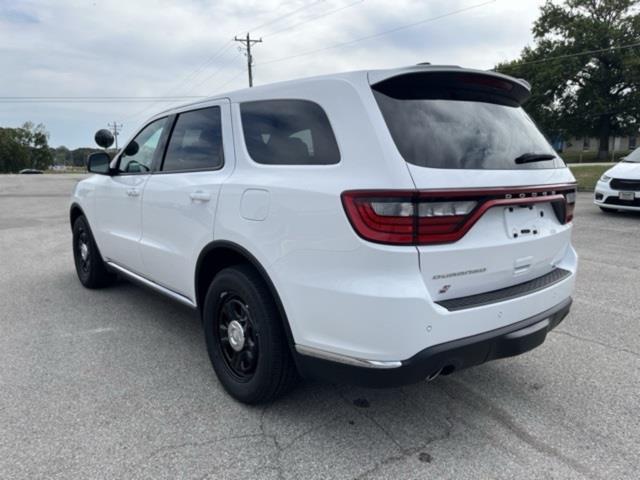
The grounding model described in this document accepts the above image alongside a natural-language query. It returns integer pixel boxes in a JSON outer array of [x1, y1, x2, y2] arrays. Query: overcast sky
[[0, 0, 546, 148]]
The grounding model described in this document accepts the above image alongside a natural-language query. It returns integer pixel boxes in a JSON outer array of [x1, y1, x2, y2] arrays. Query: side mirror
[[124, 141, 139, 157], [87, 152, 112, 175]]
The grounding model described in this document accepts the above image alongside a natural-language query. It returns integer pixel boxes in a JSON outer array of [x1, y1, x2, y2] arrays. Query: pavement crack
[[439, 379, 601, 480], [121, 433, 268, 477], [336, 387, 452, 480], [551, 329, 640, 358], [258, 405, 285, 480]]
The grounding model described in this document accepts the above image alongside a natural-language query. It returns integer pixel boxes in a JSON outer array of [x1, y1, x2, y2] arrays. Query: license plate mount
[[504, 204, 542, 239], [619, 191, 635, 201]]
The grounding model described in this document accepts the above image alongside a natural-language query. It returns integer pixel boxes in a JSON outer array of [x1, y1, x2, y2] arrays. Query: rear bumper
[[294, 297, 571, 388]]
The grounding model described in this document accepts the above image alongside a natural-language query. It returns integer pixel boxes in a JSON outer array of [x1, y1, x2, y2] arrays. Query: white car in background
[[595, 147, 640, 212]]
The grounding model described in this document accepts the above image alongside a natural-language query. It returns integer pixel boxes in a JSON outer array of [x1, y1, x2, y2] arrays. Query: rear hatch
[[369, 68, 576, 303]]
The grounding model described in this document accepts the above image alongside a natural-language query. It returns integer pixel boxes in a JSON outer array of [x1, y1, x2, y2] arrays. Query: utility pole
[[107, 121, 123, 150], [234, 33, 262, 87]]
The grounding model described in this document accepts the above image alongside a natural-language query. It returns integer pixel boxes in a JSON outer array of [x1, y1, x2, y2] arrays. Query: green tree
[[53, 145, 72, 167], [0, 123, 54, 172], [23, 122, 54, 170], [0, 128, 29, 172], [497, 0, 640, 159]]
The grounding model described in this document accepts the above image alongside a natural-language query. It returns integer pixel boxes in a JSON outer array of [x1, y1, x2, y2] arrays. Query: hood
[[607, 161, 640, 180]]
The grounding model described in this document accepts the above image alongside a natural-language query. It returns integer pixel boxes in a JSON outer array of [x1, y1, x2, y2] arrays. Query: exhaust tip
[[426, 368, 443, 382]]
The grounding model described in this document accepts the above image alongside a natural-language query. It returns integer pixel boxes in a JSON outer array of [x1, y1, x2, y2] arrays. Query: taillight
[[342, 184, 576, 246], [564, 190, 576, 223], [342, 192, 415, 245]]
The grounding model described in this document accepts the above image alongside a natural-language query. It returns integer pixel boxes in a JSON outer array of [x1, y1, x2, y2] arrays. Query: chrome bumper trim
[[295, 345, 403, 369]]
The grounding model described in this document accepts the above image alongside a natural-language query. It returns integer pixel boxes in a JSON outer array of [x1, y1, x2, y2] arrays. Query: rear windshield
[[372, 75, 564, 170]]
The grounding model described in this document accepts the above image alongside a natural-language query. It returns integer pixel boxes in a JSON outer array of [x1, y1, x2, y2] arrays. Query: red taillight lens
[[342, 192, 480, 245], [564, 190, 576, 223], [342, 185, 577, 246], [342, 192, 415, 245]]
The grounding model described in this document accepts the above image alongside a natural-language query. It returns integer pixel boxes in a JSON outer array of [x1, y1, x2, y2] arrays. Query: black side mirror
[[87, 152, 112, 175], [124, 141, 139, 157]]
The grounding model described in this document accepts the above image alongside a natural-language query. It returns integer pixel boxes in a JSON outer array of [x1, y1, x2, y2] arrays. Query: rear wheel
[[599, 206, 618, 213], [72, 215, 115, 288], [203, 265, 298, 404]]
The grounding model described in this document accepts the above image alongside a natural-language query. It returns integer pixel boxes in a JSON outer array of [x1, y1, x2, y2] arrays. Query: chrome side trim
[[106, 261, 197, 309], [295, 345, 403, 369]]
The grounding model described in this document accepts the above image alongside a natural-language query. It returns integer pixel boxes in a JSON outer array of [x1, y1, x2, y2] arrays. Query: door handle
[[126, 188, 140, 197], [190, 191, 211, 202]]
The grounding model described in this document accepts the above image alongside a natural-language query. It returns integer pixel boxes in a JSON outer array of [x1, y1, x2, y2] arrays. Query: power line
[[122, 1, 327, 120], [0, 98, 207, 103], [262, 0, 365, 38], [257, 0, 496, 67], [120, 42, 236, 122], [248, 0, 326, 33], [166, 41, 235, 95], [180, 50, 244, 95], [498, 40, 640, 68], [0, 96, 207, 100], [209, 67, 248, 93]]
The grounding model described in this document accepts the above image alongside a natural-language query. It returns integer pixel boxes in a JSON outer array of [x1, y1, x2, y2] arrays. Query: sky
[[0, 0, 546, 148]]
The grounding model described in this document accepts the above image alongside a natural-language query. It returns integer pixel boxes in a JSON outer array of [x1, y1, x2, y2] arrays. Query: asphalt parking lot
[[1, 174, 639, 479]]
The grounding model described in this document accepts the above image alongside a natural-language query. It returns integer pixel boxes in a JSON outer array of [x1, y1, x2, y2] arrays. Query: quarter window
[[162, 107, 224, 172], [118, 118, 167, 173], [240, 100, 340, 165]]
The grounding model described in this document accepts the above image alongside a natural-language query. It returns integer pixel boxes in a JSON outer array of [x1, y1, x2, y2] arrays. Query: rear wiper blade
[[515, 153, 556, 164]]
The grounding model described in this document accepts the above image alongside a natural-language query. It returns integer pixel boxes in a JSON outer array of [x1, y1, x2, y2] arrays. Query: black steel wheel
[[74, 224, 92, 276], [72, 215, 114, 288], [203, 265, 298, 404], [217, 295, 259, 381]]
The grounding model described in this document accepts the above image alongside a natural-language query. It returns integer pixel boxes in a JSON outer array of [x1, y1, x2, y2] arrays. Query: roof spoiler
[[370, 69, 531, 107]]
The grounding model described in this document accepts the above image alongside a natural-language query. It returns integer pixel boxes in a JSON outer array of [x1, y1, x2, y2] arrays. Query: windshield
[[373, 90, 565, 170], [624, 147, 640, 163]]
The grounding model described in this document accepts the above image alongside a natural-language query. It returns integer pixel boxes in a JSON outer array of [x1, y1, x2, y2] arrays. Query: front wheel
[[203, 265, 298, 404], [72, 215, 115, 288]]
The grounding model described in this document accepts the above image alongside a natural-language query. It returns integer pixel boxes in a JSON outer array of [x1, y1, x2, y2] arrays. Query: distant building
[[560, 135, 637, 153]]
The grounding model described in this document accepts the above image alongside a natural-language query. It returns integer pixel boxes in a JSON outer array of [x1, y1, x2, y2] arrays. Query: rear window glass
[[240, 100, 340, 165], [162, 107, 224, 172], [372, 74, 564, 170]]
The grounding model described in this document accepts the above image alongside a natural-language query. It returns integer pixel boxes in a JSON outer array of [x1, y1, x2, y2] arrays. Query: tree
[[0, 128, 29, 172], [53, 145, 72, 167], [497, 0, 640, 159], [0, 123, 53, 172]]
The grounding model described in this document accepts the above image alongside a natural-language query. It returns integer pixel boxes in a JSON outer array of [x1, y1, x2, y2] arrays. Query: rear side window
[[373, 73, 564, 170], [162, 107, 224, 172], [240, 100, 340, 165]]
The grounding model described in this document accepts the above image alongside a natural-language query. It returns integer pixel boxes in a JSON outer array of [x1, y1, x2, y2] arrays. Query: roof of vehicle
[[157, 64, 530, 115]]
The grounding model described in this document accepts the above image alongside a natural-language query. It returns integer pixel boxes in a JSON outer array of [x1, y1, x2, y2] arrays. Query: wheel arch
[[194, 240, 296, 353], [69, 202, 85, 230]]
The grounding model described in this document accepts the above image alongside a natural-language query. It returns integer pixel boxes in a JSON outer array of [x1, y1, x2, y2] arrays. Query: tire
[[203, 265, 298, 404], [599, 207, 618, 213], [72, 215, 115, 288]]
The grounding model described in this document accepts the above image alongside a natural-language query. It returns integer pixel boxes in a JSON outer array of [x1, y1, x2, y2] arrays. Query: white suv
[[71, 65, 578, 404], [594, 147, 640, 212]]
